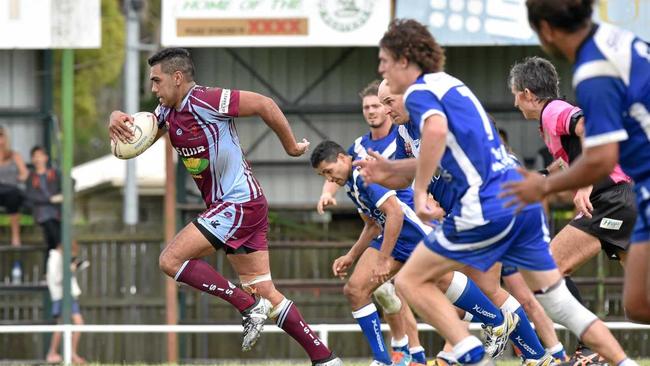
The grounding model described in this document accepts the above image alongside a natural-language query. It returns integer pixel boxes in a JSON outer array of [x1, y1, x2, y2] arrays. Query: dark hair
[[509, 56, 560, 101], [147, 48, 195, 80], [359, 80, 381, 99], [526, 0, 593, 33], [379, 19, 445, 73], [30, 145, 46, 156], [310, 141, 345, 168]]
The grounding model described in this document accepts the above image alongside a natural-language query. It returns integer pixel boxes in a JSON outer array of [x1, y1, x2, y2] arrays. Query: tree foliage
[[54, 0, 125, 164]]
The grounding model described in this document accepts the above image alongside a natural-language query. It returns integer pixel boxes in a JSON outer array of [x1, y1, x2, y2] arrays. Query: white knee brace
[[373, 281, 402, 314], [535, 280, 598, 337]]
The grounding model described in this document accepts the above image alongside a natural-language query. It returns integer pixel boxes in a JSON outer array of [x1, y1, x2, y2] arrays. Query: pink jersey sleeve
[[540, 100, 582, 160], [610, 165, 631, 183], [204, 87, 240, 117]]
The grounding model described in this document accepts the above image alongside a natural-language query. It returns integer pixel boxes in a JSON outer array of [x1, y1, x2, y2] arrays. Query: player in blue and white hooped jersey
[[503, 0, 650, 325], [310, 140, 431, 366], [365, 80, 556, 365], [376, 19, 635, 366], [314, 81, 428, 366], [317, 80, 398, 215]]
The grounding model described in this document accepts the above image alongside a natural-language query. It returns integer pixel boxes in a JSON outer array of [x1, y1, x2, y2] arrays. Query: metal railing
[[2, 322, 650, 365]]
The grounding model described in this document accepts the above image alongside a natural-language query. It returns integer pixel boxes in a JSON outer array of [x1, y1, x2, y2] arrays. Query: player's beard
[[368, 118, 387, 129]]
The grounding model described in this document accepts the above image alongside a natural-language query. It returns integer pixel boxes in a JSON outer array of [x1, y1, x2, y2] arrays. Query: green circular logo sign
[[319, 0, 375, 33]]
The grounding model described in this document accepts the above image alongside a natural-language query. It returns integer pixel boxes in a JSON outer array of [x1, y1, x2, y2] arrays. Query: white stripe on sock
[[173, 260, 190, 281]]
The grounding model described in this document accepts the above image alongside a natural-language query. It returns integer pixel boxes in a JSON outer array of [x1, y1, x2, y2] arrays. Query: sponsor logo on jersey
[[175, 145, 206, 157], [181, 157, 209, 175], [219, 89, 231, 114], [434, 167, 453, 182], [176, 128, 183, 136], [404, 138, 420, 158]]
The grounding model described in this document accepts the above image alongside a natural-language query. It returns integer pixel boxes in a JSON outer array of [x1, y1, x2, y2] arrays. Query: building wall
[[190, 46, 575, 207], [75, 189, 163, 231]]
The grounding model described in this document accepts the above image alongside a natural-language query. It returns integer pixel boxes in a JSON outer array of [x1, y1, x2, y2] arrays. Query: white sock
[[500, 294, 521, 312], [618, 358, 638, 366], [391, 335, 408, 348], [546, 342, 564, 354], [452, 336, 483, 363], [462, 311, 474, 322]]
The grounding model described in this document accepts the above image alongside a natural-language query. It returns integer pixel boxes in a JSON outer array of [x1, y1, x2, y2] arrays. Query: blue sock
[[453, 336, 485, 364], [410, 346, 427, 364], [352, 303, 391, 364], [446, 272, 504, 326], [502, 297, 546, 360]]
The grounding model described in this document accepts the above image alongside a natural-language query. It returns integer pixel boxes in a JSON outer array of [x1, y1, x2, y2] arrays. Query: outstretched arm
[[372, 195, 403, 283], [543, 143, 617, 194], [238, 91, 308, 157], [317, 180, 340, 214], [332, 213, 380, 279]]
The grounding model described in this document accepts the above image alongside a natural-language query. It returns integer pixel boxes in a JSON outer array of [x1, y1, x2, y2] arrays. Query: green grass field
[[84, 360, 650, 366]]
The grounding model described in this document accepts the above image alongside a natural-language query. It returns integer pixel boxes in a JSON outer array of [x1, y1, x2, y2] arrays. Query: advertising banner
[[162, 0, 392, 47]]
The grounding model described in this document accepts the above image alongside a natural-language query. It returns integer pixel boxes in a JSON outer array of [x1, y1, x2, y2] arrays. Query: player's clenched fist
[[316, 193, 337, 214], [332, 254, 354, 279], [371, 253, 392, 284], [287, 138, 310, 157]]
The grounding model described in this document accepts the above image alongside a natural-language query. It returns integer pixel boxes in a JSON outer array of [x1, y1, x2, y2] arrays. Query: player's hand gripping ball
[[111, 112, 159, 159]]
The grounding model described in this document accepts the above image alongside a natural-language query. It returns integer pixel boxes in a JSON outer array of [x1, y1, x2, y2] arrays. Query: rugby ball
[[111, 112, 159, 159]]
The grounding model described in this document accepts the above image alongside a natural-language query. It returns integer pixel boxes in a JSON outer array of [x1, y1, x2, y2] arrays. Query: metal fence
[[0, 213, 646, 363]]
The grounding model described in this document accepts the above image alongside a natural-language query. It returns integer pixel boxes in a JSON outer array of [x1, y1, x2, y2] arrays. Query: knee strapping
[[500, 294, 521, 312], [269, 297, 292, 322], [445, 271, 468, 303], [241, 273, 272, 293], [535, 280, 598, 337], [373, 281, 402, 314]]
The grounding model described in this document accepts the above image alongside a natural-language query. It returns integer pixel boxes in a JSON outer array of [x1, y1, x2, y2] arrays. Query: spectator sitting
[[26, 146, 63, 262], [0, 126, 29, 246], [46, 240, 87, 364]]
